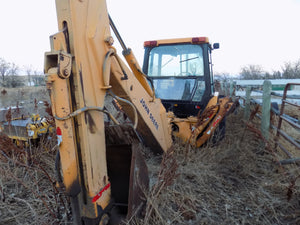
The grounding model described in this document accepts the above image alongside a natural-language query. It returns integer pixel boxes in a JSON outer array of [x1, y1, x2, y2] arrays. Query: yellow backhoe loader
[[1, 114, 54, 148], [44, 0, 234, 224]]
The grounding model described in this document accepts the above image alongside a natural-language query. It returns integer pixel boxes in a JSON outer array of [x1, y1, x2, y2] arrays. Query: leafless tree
[[9, 62, 19, 75], [25, 65, 33, 86], [214, 72, 231, 82], [239, 65, 265, 80], [271, 70, 282, 79], [281, 60, 300, 79], [6, 63, 20, 87], [0, 58, 10, 85], [33, 69, 45, 86]]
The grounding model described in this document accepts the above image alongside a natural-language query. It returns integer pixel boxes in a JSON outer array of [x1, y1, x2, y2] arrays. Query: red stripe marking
[[92, 183, 111, 203], [56, 127, 62, 135], [213, 116, 221, 127]]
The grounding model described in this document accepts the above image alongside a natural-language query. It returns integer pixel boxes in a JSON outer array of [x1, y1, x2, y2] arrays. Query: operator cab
[[143, 37, 219, 117]]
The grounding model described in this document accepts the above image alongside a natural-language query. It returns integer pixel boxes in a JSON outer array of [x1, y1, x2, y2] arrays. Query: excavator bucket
[[105, 125, 149, 222]]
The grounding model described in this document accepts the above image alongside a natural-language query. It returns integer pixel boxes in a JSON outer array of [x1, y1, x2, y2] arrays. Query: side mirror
[[213, 43, 220, 50]]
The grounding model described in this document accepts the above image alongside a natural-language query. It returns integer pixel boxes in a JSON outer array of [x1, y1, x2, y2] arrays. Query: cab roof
[[144, 37, 209, 47]]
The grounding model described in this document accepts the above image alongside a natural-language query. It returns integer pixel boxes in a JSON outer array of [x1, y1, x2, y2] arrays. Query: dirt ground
[[0, 89, 299, 224]]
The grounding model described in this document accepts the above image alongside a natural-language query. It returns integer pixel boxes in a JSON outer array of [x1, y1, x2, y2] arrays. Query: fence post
[[229, 80, 234, 98], [244, 86, 251, 120], [261, 80, 272, 140], [226, 82, 230, 96]]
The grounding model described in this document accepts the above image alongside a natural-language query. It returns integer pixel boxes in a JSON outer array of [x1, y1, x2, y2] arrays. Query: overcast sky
[[1, 0, 300, 75]]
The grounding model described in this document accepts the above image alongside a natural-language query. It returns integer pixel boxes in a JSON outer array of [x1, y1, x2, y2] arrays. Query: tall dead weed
[[130, 111, 300, 225]]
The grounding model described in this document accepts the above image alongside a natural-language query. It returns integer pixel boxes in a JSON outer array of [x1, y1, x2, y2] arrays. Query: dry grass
[[129, 110, 300, 225], [0, 86, 49, 106], [0, 88, 299, 224], [0, 135, 71, 225], [0, 86, 50, 121]]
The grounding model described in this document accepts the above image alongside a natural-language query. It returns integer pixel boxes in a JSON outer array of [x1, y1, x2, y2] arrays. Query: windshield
[[152, 78, 205, 101], [147, 44, 204, 77]]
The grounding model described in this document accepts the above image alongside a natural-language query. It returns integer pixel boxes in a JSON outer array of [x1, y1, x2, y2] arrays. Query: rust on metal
[[275, 83, 300, 155], [85, 111, 97, 134], [105, 124, 149, 219], [127, 143, 149, 219]]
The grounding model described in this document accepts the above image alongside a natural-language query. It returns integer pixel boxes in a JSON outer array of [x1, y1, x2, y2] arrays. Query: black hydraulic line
[[108, 14, 127, 51]]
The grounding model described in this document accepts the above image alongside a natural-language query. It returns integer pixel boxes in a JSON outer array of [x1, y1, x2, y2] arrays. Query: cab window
[[147, 44, 204, 77]]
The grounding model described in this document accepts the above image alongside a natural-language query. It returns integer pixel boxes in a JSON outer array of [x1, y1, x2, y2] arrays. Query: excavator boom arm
[[45, 0, 172, 223]]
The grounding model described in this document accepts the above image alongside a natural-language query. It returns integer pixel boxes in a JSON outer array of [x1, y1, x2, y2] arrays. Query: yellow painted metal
[[9, 136, 28, 141], [170, 96, 234, 148], [47, 0, 112, 218], [109, 51, 172, 152], [2, 114, 54, 146], [144, 37, 209, 46], [190, 96, 219, 146], [46, 69, 81, 197], [169, 113, 197, 142], [170, 96, 218, 145], [123, 49, 155, 98], [45, 0, 172, 221], [194, 97, 233, 148]]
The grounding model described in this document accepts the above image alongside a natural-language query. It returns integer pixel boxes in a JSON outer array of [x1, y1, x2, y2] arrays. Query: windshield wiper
[[179, 56, 199, 63]]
